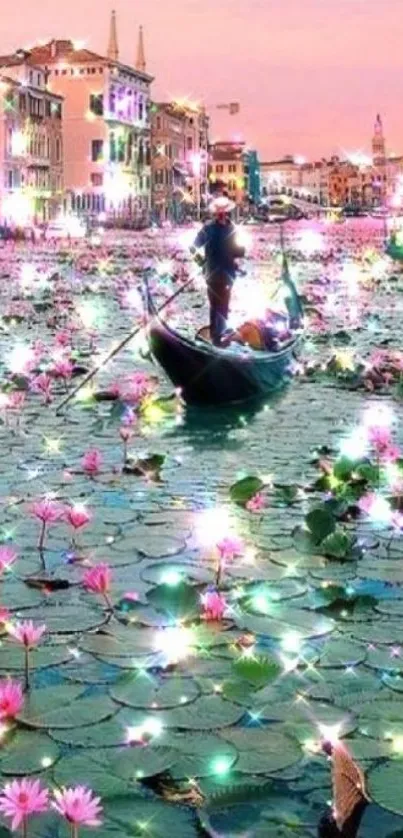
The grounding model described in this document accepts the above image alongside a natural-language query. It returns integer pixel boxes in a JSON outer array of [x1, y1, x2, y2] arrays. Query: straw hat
[[209, 196, 235, 215]]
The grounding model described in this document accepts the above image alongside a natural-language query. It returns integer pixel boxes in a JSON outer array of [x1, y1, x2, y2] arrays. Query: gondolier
[[190, 196, 245, 346]]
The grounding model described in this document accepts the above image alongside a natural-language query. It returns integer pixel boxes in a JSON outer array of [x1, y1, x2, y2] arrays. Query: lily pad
[[147, 581, 200, 620], [53, 753, 131, 798], [219, 728, 302, 774], [229, 476, 265, 507], [18, 684, 116, 729], [163, 694, 244, 729], [110, 673, 200, 709], [0, 731, 59, 775], [370, 762, 403, 816]]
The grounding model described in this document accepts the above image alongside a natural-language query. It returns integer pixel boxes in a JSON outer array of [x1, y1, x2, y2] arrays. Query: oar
[[55, 274, 195, 414]]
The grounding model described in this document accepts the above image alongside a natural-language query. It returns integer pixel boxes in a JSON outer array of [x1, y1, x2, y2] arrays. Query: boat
[[386, 237, 403, 262], [143, 258, 303, 406]]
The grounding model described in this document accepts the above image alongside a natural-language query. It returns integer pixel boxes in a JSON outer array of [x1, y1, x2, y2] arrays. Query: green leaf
[[110, 673, 200, 709], [53, 753, 132, 798], [0, 730, 59, 775], [17, 685, 116, 729], [321, 530, 354, 560], [124, 454, 165, 480], [106, 796, 198, 838], [369, 762, 403, 816], [219, 728, 302, 774], [273, 484, 299, 507], [305, 507, 336, 544], [232, 655, 280, 688], [333, 457, 355, 480], [147, 581, 200, 620], [229, 476, 264, 506]]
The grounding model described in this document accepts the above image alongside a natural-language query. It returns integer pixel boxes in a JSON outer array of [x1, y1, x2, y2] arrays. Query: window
[[45, 100, 51, 117], [91, 139, 103, 162], [8, 170, 13, 189], [109, 88, 116, 113], [229, 164, 236, 173], [117, 136, 125, 163], [109, 132, 116, 162], [156, 116, 161, 130], [215, 164, 224, 174], [146, 144, 151, 166], [37, 73, 41, 87], [138, 97, 143, 121], [186, 136, 193, 151], [91, 173, 103, 186], [89, 93, 104, 116], [19, 93, 26, 112], [29, 71, 33, 84]]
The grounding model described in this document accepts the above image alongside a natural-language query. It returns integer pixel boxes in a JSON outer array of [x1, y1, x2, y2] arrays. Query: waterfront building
[[150, 102, 188, 222], [0, 57, 63, 224], [23, 12, 153, 224], [209, 140, 248, 207]]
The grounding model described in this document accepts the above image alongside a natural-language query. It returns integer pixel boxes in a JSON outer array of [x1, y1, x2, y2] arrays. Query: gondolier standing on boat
[[191, 196, 245, 346]]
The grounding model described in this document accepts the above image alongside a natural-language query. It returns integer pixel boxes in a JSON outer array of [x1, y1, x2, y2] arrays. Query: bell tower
[[372, 114, 386, 165]]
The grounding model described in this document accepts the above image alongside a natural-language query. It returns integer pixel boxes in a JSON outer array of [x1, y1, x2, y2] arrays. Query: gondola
[[144, 258, 303, 407]]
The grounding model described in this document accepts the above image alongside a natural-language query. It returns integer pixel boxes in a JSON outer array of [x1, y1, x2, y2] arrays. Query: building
[[245, 149, 260, 205], [150, 102, 188, 222], [260, 156, 302, 196], [18, 12, 153, 224], [167, 99, 209, 217], [0, 57, 63, 224], [209, 140, 247, 207]]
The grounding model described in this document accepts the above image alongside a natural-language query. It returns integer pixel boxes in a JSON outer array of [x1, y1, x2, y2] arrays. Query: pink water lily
[[52, 786, 103, 833], [65, 504, 91, 531], [0, 777, 49, 833], [246, 492, 266, 513], [215, 536, 244, 586], [0, 678, 24, 719], [201, 589, 227, 622], [0, 546, 17, 575], [31, 372, 53, 405], [81, 448, 102, 477], [83, 564, 113, 610], [8, 621, 46, 691], [30, 498, 64, 552]]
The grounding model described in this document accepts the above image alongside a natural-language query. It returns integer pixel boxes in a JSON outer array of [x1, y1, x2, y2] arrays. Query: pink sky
[[3, 0, 403, 159]]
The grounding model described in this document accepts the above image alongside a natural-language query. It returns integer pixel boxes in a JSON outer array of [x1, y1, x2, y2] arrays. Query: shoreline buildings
[[0, 11, 153, 226], [0, 55, 63, 224]]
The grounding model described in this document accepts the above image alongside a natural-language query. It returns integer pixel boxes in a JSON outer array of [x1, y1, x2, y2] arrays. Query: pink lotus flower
[[0, 679, 24, 719], [201, 589, 227, 621], [8, 620, 46, 649], [31, 372, 53, 405], [52, 359, 73, 381], [83, 564, 112, 610], [52, 786, 103, 831], [215, 536, 244, 587], [0, 606, 10, 623], [81, 449, 102, 477], [0, 546, 17, 575], [54, 329, 72, 347], [216, 536, 244, 562], [0, 778, 49, 832], [8, 620, 46, 690], [368, 425, 392, 454], [246, 492, 266, 513], [65, 504, 91, 531], [30, 498, 64, 552]]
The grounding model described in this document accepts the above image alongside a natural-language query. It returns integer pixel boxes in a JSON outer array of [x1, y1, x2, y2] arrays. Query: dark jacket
[[192, 219, 245, 283]]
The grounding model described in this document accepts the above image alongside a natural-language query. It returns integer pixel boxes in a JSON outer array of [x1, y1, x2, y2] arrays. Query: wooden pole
[[55, 275, 195, 414]]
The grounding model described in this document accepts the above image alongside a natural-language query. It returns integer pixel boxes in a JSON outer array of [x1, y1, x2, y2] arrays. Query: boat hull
[[148, 320, 298, 406]]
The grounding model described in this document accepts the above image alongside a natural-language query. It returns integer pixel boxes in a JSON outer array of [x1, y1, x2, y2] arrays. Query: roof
[[0, 51, 44, 72], [28, 41, 153, 82], [0, 70, 63, 99]]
